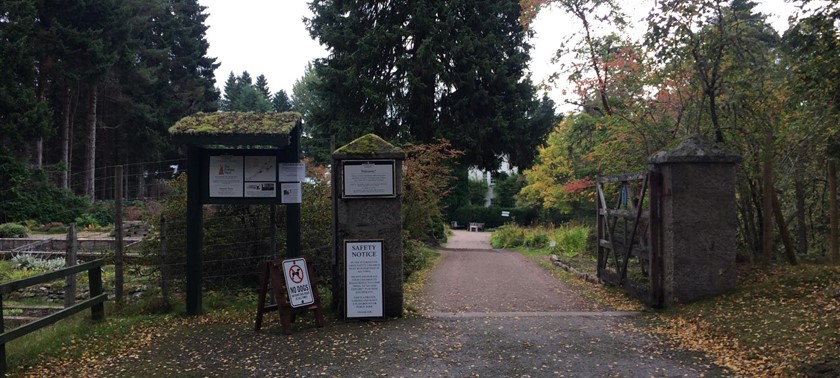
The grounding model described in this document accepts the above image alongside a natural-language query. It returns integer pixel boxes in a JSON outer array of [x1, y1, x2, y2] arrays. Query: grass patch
[[4, 303, 173, 377], [647, 264, 840, 376], [504, 223, 840, 375], [403, 246, 441, 316]]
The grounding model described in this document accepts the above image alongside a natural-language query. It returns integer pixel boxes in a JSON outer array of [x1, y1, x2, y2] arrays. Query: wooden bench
[[468, 222, 484, 232]]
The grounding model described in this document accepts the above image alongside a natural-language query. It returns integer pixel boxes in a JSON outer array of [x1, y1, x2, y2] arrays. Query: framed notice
[[209, 155, 244, 197], [345, 240, 384, 318], [342, 160, 396, 198]]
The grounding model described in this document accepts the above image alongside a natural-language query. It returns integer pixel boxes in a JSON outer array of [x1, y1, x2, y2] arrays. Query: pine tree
[[272, 90, 292, 112], [255, 74, 271, 100], [0, 0, 52, 151], [307, 0, 553, 170]]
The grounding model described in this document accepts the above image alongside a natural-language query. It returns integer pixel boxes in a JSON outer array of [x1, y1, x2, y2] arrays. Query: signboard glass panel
[[342, 160, 395, 198]]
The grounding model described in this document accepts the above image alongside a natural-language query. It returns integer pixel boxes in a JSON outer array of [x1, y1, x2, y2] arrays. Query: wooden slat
[[599, 209, 650, 218], [597, 172, 646, 184], [0, 259, 104, 295], [0, 293, 107, 345]]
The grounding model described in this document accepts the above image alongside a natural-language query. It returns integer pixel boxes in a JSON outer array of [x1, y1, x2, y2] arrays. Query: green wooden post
[[186, 145, 204, 315], [285, 124, 301, 258]]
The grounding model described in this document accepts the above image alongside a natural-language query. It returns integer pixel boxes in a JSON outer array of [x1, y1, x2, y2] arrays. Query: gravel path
[[418, 231, 602, 314], [73, 231, 728, 378]]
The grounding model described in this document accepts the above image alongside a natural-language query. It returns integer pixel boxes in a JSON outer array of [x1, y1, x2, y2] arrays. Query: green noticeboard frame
[[174, 115, 302, 316]]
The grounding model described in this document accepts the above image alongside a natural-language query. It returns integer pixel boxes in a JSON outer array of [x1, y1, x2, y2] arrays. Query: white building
[[467, 157, 517, 207]]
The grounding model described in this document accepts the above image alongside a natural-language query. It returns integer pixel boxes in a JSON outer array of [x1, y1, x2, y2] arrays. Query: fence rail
[[0, 259, 106, 375]]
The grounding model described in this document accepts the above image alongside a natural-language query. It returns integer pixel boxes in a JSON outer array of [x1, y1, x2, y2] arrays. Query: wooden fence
[[0, 259, 106, 374]]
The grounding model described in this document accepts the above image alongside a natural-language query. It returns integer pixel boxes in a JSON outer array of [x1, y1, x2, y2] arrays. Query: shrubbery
[[451, 206, 537, 229], [489, 224, 592, 256], [403, 237, 438, 280], [0, 223, 29, 238]]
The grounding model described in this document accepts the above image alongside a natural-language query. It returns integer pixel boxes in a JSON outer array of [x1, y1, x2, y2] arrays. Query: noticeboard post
[[345, 240, 384, 318]]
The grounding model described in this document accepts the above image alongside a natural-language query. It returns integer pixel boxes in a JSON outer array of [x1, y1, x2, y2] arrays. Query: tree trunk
[[36, 139, 43, 169], [761, 132, 774, 264], [61, 86, 72, 189], [829, 159, 838, 265], [771, 189, 797, 265], [738, 182, 758, 262], [794, 176, 808, 254], [84, 84, 98, 202]]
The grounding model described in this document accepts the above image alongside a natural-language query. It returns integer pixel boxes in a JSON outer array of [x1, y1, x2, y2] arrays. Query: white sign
[[345, 240, 383, 318], [278, 163, 305, 182], [244, 182, 276, 198], [280, 182, 302, 204], [244, 156, 276, 182], [282, 258, 314, 308], [343, 161, 395, 197], [209, 155, 243, 197], [501, 211, 510, 217]]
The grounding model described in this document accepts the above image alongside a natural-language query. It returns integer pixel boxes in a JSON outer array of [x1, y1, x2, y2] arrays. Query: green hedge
[[450, 206, 537, 229]]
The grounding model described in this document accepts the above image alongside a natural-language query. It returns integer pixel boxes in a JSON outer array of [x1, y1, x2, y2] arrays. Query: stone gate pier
[[648, 136, 741, 306]]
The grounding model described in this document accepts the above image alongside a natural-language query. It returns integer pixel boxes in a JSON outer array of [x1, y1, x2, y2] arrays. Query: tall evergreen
[[0, 0, 52, 151], [307, 0, 554, 170], [272, 90, 293, 112], [255, 74, 271, 100], [221, 71, 273, 112]]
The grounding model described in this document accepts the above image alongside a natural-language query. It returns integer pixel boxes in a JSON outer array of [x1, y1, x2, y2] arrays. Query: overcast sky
[[199, 0, 798, 109]]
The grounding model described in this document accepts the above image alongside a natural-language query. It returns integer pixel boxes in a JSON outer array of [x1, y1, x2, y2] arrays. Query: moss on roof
[[334, 133, 404, 155], [169, 111, 301, 136]]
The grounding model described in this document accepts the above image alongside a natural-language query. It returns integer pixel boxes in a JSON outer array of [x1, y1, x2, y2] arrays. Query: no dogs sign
[[282, 258, 314, 308]]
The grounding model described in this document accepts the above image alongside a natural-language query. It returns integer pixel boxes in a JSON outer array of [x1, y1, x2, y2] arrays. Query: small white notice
[[345, 240, 383, 318], [280, 182, 302, 204], [282, 258, 314, 308], [501, 211, 510, 217], [342, 161, 395, 198], [278, 163, 305, 182], [209, 155, 243, 197], [244, 182, 276, 198]]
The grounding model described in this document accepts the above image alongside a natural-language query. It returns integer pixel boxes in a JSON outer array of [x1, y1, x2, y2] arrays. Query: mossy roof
[[333, 133, 405, 158], [169, 111, 301, 147]]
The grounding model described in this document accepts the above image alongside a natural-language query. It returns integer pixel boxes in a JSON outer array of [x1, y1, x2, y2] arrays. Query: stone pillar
[[648, 136, 741, 306], [332, 134, 405, 317]]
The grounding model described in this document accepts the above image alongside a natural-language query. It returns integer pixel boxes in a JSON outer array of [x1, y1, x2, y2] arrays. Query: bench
[[468, 222, 484, 232]]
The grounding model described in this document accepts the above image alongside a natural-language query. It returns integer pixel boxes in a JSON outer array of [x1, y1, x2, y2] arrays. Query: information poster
[[345, 240, 383, 318], [209, 155, 243, 197], [278, 163, 306, 182], [244, 156, 276, 182], [280, 182, 302, 204], [342, 160, 395, 198]]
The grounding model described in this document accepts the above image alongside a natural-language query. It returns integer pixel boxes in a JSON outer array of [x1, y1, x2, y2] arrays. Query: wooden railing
[[0, 259, 106, 375]]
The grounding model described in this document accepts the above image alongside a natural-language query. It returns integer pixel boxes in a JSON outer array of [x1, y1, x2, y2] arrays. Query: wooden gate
[[596, 172, 663, 306]]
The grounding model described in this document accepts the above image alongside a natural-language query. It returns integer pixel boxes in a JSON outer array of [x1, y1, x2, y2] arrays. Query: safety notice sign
[[282, 258, 314, 308]]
